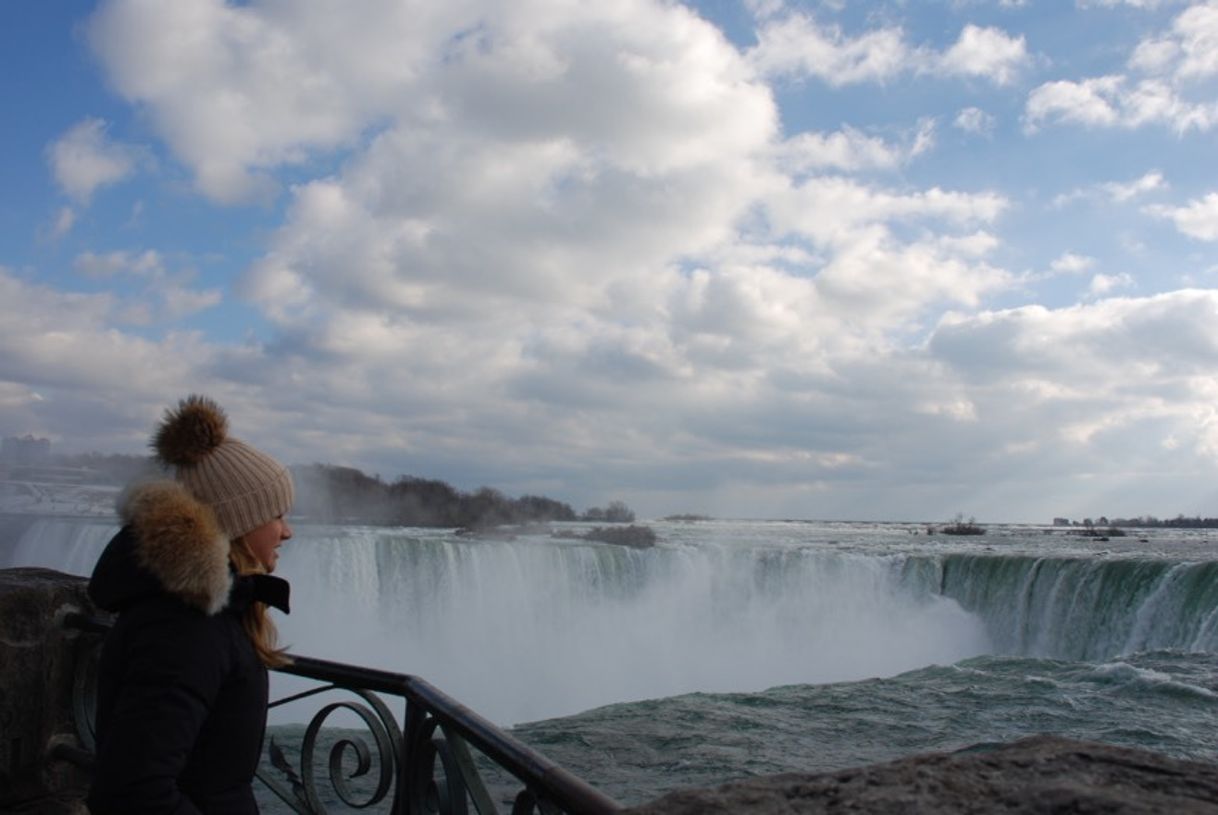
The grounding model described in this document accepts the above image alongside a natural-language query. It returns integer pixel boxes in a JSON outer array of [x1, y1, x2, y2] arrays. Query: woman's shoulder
[[108, 594, 257, 683], [90, 481, 233, 615], [113, 592, 236, 647]]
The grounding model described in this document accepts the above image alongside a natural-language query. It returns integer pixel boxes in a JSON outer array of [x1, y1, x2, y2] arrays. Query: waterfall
[[275, 528, 989, 724], [0, 516, 117, 576], [937, 554, 1218, 660], [5, 517, 1215, 726]]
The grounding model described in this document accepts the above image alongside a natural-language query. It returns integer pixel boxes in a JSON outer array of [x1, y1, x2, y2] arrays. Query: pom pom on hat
[[154, 395, 230, 467], [150, 394, 294, 540]]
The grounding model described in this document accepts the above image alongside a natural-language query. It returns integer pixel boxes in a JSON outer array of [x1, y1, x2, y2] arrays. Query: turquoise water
[[262, 520, 1218, 808], [7, 516, 1218, 808], [512, 650, 1218, 805]]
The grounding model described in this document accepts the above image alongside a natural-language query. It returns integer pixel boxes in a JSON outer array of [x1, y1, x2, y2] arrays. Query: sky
[[2, 0, 1218, 523]]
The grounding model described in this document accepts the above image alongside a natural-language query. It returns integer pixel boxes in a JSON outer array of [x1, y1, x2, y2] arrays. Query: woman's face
[[244, 515, 293, 572]]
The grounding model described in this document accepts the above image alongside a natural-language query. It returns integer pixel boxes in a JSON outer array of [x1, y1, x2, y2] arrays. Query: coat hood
[[90, 480, 234, 615]]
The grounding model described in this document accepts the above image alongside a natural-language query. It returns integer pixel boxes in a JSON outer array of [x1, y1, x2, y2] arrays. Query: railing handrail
[[279, 654, 622, 814]]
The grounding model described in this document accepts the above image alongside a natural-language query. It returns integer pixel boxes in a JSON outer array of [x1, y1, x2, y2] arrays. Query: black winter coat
[[86, 481, 290, 815]]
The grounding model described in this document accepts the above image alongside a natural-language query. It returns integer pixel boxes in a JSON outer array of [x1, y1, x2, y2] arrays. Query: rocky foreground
[[623, 734, 1218, 814]]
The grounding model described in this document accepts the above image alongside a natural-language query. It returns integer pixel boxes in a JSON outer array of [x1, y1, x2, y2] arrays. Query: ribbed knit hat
[[152, 395, 294, 540]]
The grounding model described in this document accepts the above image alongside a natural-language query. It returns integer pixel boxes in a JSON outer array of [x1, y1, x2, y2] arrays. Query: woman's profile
[[86, 394, 294, 814]]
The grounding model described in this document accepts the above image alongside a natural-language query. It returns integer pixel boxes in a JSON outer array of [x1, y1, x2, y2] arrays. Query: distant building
[[1052, 517, 1071, 526], [1, 435, 51, 465]]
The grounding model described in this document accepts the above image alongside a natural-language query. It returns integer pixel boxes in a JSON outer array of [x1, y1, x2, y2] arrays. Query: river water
[[6, 516, 1218, 807]]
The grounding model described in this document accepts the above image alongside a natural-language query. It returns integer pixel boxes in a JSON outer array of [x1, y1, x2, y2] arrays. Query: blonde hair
[[229, 538, 291, 668]]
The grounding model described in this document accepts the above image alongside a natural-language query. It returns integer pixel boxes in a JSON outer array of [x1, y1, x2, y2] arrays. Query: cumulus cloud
[[932, 291, 1218, 384], [937, 24, 1028, 85], [207, 0, 981, 487], [1029, 3, 1218, 132], [1129, 1, 1218, 80], [748, 13, 1027, 86], [74, 249, 164, 278], [1147, 192, 1218, 239], [59, 0, 1218, 521], [1053, 171, 1168, 206], [774, 120, 935, 173], [46, 118, 141, 203], [954, 106, 996, 135], [1025, 75, 1218, 132], [87, 0, 472, 202], [71, 249, 222, 323], [0, 267, 198, 396], [747, 12, 909, 85], [1078, 0, 1187, 8], [1103, 170, 1169, 201], [1088, 272, 1135, 296], [926, 291, 1218, 467], [1050, 252, 1096, 274]]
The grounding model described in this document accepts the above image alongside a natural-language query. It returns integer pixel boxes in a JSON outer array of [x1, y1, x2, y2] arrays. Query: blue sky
[[3, 0, 1218, 522]]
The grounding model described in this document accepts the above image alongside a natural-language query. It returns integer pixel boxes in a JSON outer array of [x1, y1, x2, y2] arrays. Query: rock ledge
[[624, 735, 1218, 814]]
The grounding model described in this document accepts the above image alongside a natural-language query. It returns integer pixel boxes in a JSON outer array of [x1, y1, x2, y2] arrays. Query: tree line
[[290, 464, 635, 528], [1055, 515, 1218, 529], [45, 454, 634, 529]]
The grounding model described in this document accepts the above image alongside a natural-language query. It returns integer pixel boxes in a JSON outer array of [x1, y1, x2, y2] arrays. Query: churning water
[[6, 516, 1218, 805]]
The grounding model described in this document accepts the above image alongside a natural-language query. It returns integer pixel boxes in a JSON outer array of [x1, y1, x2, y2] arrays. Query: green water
[[512, 649, 1218, 805], [258, 649, 1218, 810]]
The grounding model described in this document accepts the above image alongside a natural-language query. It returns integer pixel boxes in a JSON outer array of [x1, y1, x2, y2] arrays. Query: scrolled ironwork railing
[[61, 612, 622, 815]]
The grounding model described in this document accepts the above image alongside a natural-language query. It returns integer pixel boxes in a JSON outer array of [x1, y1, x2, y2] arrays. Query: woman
[[87, 395, 294, 814]]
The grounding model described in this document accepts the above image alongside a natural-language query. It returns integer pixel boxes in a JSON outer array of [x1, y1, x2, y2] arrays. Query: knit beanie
[[152, 395, 294, 540]]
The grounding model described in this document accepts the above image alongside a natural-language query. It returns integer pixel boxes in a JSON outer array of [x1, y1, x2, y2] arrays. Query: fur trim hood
[[90, 480, 233, 615]]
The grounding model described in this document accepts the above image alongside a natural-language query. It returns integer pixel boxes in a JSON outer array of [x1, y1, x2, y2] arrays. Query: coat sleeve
[[87, 609, 231, 815]]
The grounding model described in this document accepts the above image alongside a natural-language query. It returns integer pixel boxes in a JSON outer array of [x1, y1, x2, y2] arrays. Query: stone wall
[[0, 568, 96, 815]]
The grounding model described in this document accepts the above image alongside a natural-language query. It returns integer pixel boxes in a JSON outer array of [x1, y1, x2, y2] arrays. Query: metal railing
[[61, 612, 622, 815]]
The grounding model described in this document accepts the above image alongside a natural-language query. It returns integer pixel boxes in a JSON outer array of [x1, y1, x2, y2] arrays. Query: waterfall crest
[[5, 517, 1215, 724], [937, 554, 1218, 660]]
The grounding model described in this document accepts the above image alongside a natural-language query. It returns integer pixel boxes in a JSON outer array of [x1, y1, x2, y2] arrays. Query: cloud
[[1078, 0, 1184, 8], [1088, 272, 1135, 297], [774, 120, 935, 173], [937, 24, 1028, 85], [49, 207, 77, 240], [46, 118, 140, 204], [748, 12, 1027, 87], [932, 290, 1218, 383], [954, 106, 996, 135], [221, 1, 783, 337], [1025, 75, 1218, 132], [0, 267, 197, 395], [87, 0, 462, 202], [74, 249, 164, 278], [1147, 192, 1218, 239], [925, 291, 1218, 468], [1025, 76, 1123, 129], [71, 249, 223, 323], [87, 0, 782, 207], [60, 0, 1218, 522], [1050, 252, 1096, 274], [1029, 3, 1218, 133], [1102, 170, 1168, 201], [1131, 1, 1218, 81], [1052, 171, 1168, 206], [747, 12, 909, 85]]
